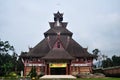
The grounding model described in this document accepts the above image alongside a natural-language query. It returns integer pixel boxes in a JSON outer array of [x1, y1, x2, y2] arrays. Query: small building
[[21, 12, 95, 76]]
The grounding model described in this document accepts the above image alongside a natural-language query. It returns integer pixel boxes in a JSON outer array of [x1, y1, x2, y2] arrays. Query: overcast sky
[[0, 0, 120, 57]]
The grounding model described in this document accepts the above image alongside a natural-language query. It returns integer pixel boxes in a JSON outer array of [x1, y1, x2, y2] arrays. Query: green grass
[[0, 77, 19, 80], [39, 77, 120, 80], [76, 77, 120, 80], [0, 77, 120, 80]]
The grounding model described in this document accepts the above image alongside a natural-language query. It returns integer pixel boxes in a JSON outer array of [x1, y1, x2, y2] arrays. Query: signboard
[[49, 63, 67, 68]]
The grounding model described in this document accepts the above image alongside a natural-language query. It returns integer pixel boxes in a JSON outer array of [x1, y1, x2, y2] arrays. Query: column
[[66, 64, 68, 75], [79, 66, 80, 74], [69, 64, 72, 75], [24, 66, 26, 76], [48, 64, 50, 75], [45, 64, 47, 75]]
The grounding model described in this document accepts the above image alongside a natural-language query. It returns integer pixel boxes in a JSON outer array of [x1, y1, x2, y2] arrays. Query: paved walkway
[[40, 75, 76, 79]]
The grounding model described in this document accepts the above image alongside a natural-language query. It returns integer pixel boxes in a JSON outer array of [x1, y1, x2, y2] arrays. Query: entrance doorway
[[50, 68, 66, 75]]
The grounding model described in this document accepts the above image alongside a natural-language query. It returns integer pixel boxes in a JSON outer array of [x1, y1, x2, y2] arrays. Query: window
[[57, 42, 60, 48]]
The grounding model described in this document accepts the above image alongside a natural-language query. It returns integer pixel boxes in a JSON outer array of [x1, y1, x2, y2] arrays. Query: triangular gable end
[[53, 38, 64, 49]]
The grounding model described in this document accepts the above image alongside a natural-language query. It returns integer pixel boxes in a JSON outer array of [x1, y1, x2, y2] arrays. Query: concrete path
[[40, 75, 76, 79]]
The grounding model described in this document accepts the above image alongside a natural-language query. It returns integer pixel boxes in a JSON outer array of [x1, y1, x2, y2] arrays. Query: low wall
[[93, 66, 120, 77], [103, 66, 120, 77]]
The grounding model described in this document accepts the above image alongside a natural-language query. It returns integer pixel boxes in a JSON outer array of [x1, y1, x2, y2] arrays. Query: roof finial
[[54, 11, 63, 27], [54, 11, 63, 22]]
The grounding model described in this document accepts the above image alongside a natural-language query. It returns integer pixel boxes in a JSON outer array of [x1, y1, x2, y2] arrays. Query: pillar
[[24, 66, 26, 76], [48, 64, 50, 75], [70, 65, 71, 75], [45, 64, 47, 75]]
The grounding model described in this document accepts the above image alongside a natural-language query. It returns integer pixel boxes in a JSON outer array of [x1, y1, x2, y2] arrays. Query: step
[[40, 75, 76, 79]]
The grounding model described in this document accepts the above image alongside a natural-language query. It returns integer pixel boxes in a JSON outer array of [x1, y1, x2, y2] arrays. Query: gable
[[53, 38, 64, 49]]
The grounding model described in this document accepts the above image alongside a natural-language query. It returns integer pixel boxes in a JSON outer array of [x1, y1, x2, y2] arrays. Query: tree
[[102, 55, 120, 68], [92, 49, 108, 68], [12, 52, 18, 72], [102, 54, 107, 61], [0, 40, 14, 53], [92, 49, 102, 68], [0, 39, 16, 76], [92, 49, 100, 57], [102, 58, 113, 68], [1, 60, 14, 75], [16, 54, 24, 75], [112, 55, 120, 66]]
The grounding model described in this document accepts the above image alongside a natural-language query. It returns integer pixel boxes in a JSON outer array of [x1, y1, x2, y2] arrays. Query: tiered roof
[[21, 12, 95, 59]]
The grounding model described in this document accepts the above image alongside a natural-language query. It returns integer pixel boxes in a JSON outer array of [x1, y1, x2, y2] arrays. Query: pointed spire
[[54, 11, 63, 22], [53, 11, 63, 27]]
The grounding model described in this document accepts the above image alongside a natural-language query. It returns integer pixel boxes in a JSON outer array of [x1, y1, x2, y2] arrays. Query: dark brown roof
[[26, 38, 50, 57], [20, 12, 95, 59], [44, 21, 72, 38], [42, 48, 74, 60], [22, 35, 95, 58], [44, 27, 73, 37], [48, 35, 68, 49], [66, 38, 94, 58], [20, 52, 28, 58]]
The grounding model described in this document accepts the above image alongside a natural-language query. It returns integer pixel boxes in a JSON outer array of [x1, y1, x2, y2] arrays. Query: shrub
[[6, 72, 17, 77]]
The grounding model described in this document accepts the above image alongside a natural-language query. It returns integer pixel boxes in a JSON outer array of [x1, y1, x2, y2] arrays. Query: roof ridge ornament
[[54, 11, 63, 27], [54, 11, 63, 22]]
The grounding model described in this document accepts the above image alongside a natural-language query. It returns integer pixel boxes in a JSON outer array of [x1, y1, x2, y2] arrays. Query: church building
[[21, 12, 95, 76]]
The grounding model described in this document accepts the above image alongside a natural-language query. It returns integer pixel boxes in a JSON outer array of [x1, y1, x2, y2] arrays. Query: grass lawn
[[76, 77, 120, 80], [39, 77, 120, 80], [0, 77, 120, 80]]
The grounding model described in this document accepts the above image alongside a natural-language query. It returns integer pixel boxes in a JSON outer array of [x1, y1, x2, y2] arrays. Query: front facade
[[21, 12, 95, 76]]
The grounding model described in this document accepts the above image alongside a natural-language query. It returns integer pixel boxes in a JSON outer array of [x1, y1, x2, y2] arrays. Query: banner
[[49, 63, 67, 68]]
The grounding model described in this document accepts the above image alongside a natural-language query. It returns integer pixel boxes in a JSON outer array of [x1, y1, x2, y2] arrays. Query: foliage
[[102, 55, 120, 68], [0, 39, 18, 76], [93, 49, 102, 68], [16, 56, 24, 75], [112, 55, 120, 66], [28, 66, 37, 78], [0, 40, 14, 53], [93, 49, 108, 68], [102, 58, 113, 68], [1, 61, 14, 75], [93, 48, 120, 68], [92, 49, 100, 56], [8, 72, 17, 77]]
